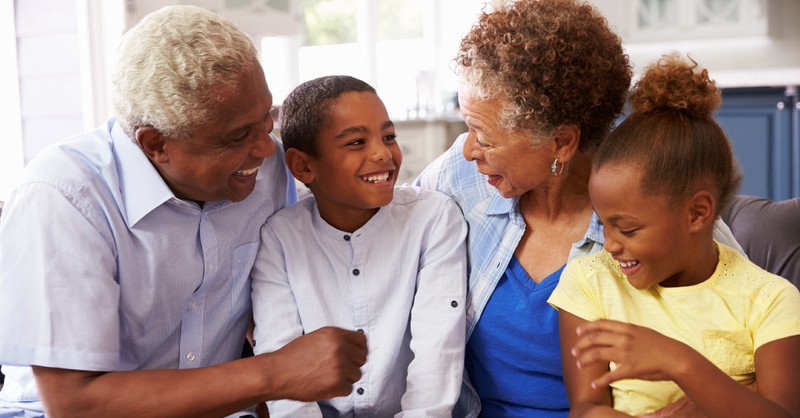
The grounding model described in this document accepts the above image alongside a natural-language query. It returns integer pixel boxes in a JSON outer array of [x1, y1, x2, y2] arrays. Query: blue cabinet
[[715, 87, 799, 200]]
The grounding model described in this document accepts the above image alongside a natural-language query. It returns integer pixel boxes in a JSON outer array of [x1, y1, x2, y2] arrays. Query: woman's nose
[[462, 132, 481, 162]]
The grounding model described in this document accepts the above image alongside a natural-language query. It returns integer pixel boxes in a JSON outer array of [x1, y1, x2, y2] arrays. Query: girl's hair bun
[[631, 53, 721, 118]]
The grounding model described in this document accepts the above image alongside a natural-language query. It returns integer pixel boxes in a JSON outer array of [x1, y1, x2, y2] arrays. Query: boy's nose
[[371, 141, 392, 161]]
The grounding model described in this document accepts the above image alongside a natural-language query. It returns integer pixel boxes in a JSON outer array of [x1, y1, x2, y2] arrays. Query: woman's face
[[458, 87, 553, 198]]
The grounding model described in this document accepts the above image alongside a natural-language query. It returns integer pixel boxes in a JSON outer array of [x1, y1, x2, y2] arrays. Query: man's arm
[[33, 326, 367, 418]]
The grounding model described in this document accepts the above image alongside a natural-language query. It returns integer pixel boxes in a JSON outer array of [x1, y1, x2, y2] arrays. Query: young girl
[[249, 75, 469, 417], [548, 54, 800, 418]]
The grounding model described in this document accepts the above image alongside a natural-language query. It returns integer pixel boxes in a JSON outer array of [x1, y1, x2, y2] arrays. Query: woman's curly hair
[[456, 0, 632, 149], [595, 53, 742, 215]]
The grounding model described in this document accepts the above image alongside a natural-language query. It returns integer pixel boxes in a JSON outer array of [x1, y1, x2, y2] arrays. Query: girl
[[549, 54, 800, 418]]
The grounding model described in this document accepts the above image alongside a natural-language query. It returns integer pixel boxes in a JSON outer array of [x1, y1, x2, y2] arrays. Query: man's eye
[[228, 130, 250, 146]]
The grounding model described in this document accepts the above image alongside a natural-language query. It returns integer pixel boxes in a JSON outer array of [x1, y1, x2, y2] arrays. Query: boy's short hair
[[280, 75, 376, 157]]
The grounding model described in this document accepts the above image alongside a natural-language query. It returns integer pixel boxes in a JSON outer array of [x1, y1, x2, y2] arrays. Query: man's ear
[[688, 190, 716, 232], [553, 124, 581, 162], [135, 126, 169, 163], [285, 148, 315, 185]]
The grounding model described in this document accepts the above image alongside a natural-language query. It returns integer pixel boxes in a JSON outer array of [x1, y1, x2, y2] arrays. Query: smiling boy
[[250, 75, 469, 417]]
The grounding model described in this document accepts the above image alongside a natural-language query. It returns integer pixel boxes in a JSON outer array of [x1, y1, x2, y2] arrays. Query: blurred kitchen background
[[1, 0, 798, 201]]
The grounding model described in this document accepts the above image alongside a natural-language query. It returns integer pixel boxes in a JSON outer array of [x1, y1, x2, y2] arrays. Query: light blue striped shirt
[[415, 134, 605, 341], [0, 119, 295, 416]]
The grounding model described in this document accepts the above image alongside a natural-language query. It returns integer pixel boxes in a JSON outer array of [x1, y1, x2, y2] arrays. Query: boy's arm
[[572, 320, 799, 418], [401, 198, 468, 415], [559, 310, 630, 418], [32, 326, 366, 418]]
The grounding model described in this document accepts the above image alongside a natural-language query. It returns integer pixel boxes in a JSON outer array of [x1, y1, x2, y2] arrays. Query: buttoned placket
[[345, 232, 370, 410], [179, 208, 218, 368]]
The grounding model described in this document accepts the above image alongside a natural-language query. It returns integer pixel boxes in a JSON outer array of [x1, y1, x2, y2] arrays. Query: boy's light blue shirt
[[0, 119, 295, 417]]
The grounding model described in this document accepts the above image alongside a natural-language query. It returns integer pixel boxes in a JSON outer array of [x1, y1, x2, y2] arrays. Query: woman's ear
[[136, 126, 169, 163], [688, 190, 717, 232], [553, 124, 581, 162], [285, 148, 315, 185]]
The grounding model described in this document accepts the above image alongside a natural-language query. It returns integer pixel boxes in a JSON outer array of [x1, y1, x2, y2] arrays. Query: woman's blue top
[[465, 256, 569, 417]]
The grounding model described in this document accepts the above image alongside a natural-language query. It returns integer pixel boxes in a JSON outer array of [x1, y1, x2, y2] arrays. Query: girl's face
[[458, 87, 554, 199], [589, 163, 712, 289], [304, 91, 401, 231]]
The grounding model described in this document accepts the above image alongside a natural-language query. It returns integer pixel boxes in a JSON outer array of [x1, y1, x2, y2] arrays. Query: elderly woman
[[415, 0, 742, 416]]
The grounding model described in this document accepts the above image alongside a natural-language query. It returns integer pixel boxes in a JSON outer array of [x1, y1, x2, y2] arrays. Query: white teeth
[[236, 167, 259, 176], [619, 260, 639, 268], [361, 172, 390, 183]]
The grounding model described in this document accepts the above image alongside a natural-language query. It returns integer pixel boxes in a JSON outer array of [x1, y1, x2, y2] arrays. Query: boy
[[250, 75, 468, 417]]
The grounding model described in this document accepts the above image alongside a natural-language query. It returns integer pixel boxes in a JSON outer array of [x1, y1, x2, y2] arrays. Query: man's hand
[[267, 326, 368, 401]]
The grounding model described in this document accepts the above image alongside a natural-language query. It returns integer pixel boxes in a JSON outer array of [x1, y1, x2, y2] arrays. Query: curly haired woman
[[416, 1, 743, 416]]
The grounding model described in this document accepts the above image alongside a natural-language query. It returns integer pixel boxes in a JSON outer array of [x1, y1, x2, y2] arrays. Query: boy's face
[[589, 163, 706, 289], [303, 91, 401, 231]]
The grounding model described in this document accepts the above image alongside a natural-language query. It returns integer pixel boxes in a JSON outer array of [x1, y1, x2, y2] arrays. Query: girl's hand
[[572, 319, 696, 389]]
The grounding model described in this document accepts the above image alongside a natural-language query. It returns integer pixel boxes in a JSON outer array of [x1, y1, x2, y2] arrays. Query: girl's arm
[[559, 310, 630, 418], [674, 336, 799, 418], [572, 320, 800, 418]]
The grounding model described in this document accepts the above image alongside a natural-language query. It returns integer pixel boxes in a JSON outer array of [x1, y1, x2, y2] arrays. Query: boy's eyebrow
[[333, 120, 395, 139], [334, 126, 368, 139]]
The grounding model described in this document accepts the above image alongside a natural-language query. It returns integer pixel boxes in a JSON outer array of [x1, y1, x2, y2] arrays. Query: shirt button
[[356, 328, 364, 334], [343, 235, 351, 241], [450, 300, 458, 308], [186, 352, 196, 361], [356, 388, 365, 395], [352, 268, 360, 276]]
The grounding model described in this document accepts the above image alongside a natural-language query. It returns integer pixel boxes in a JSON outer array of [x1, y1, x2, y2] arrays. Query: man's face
[[153, 63, 276, 203]]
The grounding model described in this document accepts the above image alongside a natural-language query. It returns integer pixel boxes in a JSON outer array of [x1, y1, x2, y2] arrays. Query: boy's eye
[[619, 228, 637, 237], [346, 139, 365, 146], [383, 134, 397, 143]]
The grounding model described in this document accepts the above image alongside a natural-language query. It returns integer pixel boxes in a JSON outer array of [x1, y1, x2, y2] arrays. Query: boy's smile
[[303, 91, 401, 232]]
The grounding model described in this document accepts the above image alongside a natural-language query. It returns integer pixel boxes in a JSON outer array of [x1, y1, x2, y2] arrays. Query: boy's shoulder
[[266, 195, 316, 224]]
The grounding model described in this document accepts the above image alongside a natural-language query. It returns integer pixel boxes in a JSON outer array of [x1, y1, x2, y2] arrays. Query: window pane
[[377, 0, 423, 41], [303, 0, 356, 46]]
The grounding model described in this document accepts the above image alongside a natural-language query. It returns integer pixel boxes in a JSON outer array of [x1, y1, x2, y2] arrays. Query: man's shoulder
[[21, 125, 116, 190]]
